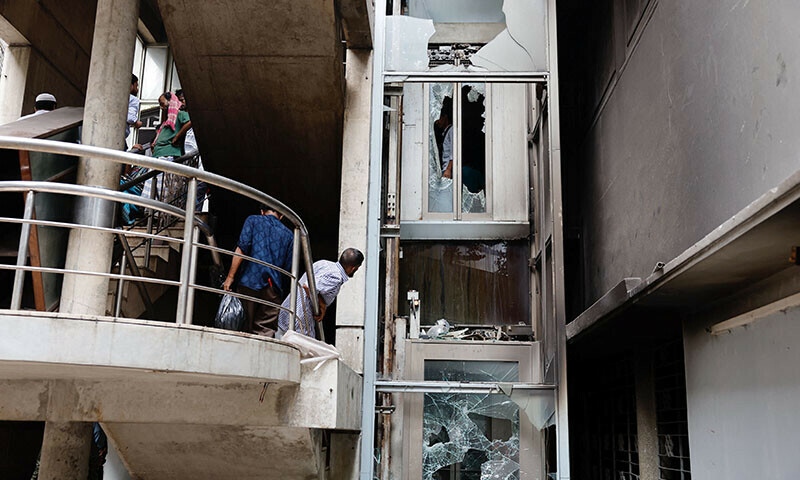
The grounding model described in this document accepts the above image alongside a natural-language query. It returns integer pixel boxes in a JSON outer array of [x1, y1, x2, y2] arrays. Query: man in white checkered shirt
[[278, 248, 364, 339]]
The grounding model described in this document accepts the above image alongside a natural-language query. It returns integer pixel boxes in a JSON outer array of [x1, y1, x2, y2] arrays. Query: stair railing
[[0, 135, 320, 333]]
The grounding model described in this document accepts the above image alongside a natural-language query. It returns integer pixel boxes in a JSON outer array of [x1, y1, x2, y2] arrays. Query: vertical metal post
[[114, 253, 128, 317], [185, 225, 200, 325], [176, 177, 197, 324], [361, 1, 387, 478], [288, 227, 301, 332], [144, 176, 156, 268], [11, 191, 34, 310]]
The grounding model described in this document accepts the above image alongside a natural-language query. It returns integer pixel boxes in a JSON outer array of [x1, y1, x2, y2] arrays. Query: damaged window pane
[[398, 241, 531, 326], [429, 83, 455, 213], [386, 0, 547, 72], [423, 361, 521, 480], [385, 16, 436, 71], [460, 83, 487, 214]]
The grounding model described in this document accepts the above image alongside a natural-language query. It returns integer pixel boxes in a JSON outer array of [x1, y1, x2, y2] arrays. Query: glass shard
[[428, 83, 455, 213], [385, 16, 436, 71], [468, 0, 548, 72]]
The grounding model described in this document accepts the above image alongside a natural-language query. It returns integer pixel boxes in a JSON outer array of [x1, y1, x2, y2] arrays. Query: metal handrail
[[0, 136, 321, 331]]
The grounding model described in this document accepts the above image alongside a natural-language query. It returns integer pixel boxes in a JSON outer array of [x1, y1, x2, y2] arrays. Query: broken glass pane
[[387, 0, 547, 72], [460, 83, 487, 214], [423, 361, 522, 480], [385, 16, 436, 71], [429, 83, 455, 213]]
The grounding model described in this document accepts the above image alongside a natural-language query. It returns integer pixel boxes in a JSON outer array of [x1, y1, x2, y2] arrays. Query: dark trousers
[[236, 284, 281, 337]]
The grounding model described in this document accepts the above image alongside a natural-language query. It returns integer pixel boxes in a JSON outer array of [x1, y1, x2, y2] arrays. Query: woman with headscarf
[[147, 92, 193, 207]]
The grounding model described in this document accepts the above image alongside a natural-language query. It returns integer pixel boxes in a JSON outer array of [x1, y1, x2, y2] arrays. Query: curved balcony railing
[[0, 135, 320, 333]]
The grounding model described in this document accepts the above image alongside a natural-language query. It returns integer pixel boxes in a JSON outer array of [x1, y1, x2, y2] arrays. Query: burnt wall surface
[[558, 0, 800, 312]]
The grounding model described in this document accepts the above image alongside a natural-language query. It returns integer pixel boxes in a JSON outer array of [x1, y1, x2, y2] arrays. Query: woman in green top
[[151, 92, 193, 205], [152, 91, 192, 158]]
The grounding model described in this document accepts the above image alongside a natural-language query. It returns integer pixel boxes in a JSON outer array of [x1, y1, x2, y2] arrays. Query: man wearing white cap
[[19, 93, 57, 120]]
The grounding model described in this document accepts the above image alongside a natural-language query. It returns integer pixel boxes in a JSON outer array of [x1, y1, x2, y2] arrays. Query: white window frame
[[422, 82, 493, 221]]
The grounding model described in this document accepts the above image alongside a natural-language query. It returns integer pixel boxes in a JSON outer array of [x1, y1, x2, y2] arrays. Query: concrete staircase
[[105, 221, 184, 319]]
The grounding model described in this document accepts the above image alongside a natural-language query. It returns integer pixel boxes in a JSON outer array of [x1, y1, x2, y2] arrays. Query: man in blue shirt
[[223, 204, 293, 337]]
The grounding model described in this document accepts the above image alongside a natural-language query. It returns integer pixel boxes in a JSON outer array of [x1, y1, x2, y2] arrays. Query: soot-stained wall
[[559, 0, 800, 311]]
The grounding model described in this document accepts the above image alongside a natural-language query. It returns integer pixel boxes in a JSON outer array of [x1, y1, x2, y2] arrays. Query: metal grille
[[589, 357, 640, 480], [654, 341, 691, 480]]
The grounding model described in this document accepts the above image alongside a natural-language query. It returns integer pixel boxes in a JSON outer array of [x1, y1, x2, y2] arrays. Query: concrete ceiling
[[157, 0, 346, 258]]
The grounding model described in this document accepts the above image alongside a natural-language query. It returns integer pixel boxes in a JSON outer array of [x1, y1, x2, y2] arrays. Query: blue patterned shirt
[[236, 214, 294, 294]]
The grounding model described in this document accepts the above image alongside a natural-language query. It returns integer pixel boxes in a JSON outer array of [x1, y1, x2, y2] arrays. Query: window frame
[[422, 82, 493, 221]]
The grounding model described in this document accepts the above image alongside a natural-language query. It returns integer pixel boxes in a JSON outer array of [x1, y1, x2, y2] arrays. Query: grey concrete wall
[[0, 0, 97, 112], [683, 304, 800, 479], [564, 0, 800, 305]]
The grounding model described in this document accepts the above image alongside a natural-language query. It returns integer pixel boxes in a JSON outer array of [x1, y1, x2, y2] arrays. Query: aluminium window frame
[[401, 339, 545, 480], [422, 82, 493, 221]]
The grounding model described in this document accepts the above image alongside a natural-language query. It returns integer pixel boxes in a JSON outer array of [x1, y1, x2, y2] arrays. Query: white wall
[[683, 307, 800, 479]]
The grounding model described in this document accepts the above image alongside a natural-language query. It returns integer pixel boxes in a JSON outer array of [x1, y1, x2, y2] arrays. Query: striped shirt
[[278, 260, 349, 338]]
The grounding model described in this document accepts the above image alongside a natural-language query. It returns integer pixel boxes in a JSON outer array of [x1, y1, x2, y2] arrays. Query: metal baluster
[[10, 191, 34, 310], [144, 175, 156, 268], [288, 227, 301, 332], [185, 225, 200, 325], [114, 252, 128, 317], [176, 177, 197, 324]]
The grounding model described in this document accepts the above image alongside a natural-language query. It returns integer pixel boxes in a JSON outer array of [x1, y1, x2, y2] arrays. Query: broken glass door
[[422, 361, 521, 480]]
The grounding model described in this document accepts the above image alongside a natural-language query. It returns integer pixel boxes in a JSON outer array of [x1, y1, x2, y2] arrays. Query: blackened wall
[[558, 0, 800, 312]]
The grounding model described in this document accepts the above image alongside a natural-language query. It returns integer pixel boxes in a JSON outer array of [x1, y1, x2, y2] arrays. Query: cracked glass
[[460, 83, 487, 214], [422, 361, 525, 480], [385, 0, 547, 72], [428, 83, 455, 213]]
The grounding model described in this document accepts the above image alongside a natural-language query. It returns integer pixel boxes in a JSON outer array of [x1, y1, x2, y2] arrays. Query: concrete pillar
[[0, 15, 30, 124], [60, 0, 139, 315], [329, 432, 361, 480], [337, 49, 373, 373], [38, 421, 92, 480], [634, 348, 660, 480], [0, 44, 30, 124]]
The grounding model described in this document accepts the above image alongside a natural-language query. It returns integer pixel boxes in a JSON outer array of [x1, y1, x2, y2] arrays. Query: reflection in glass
[[399, 241, 530, 325], [460, 83, 487, 213], [423, 361, 520, 480], [429, 83, 454, 213]]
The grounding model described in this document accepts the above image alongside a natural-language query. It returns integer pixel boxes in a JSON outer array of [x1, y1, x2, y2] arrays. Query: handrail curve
[[0, 136, 321, 330]]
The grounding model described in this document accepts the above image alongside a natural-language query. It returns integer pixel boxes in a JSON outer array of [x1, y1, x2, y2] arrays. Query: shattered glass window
[[423, 361, 521, 480], [399, 241, 530, 326], [384, 0, 548, 72], [460, 83, 487, 214], [429, 83, 455, 213]]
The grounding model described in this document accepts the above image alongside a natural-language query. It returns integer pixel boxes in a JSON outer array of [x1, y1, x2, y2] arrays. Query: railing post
[[10, 190, 34, 310], [288, 227, 301, 332], [114, 252, 127, 317], [144, 177, 156, 268], [176, 177, 197, 324], [185, 225, 200, 325]]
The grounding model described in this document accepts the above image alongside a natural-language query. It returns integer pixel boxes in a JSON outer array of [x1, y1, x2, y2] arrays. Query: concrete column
[[634, 348, 660, 480], [0, 44, 30, 124], [337, 49, 373, 373], [38, 421, 92, 480], [60, 0, 139, 315], [329, 432, 361, 480], [0, 15, 30, 124]]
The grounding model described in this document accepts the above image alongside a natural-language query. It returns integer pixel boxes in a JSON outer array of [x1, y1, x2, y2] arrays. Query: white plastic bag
[[281, 330, 342, 370]]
